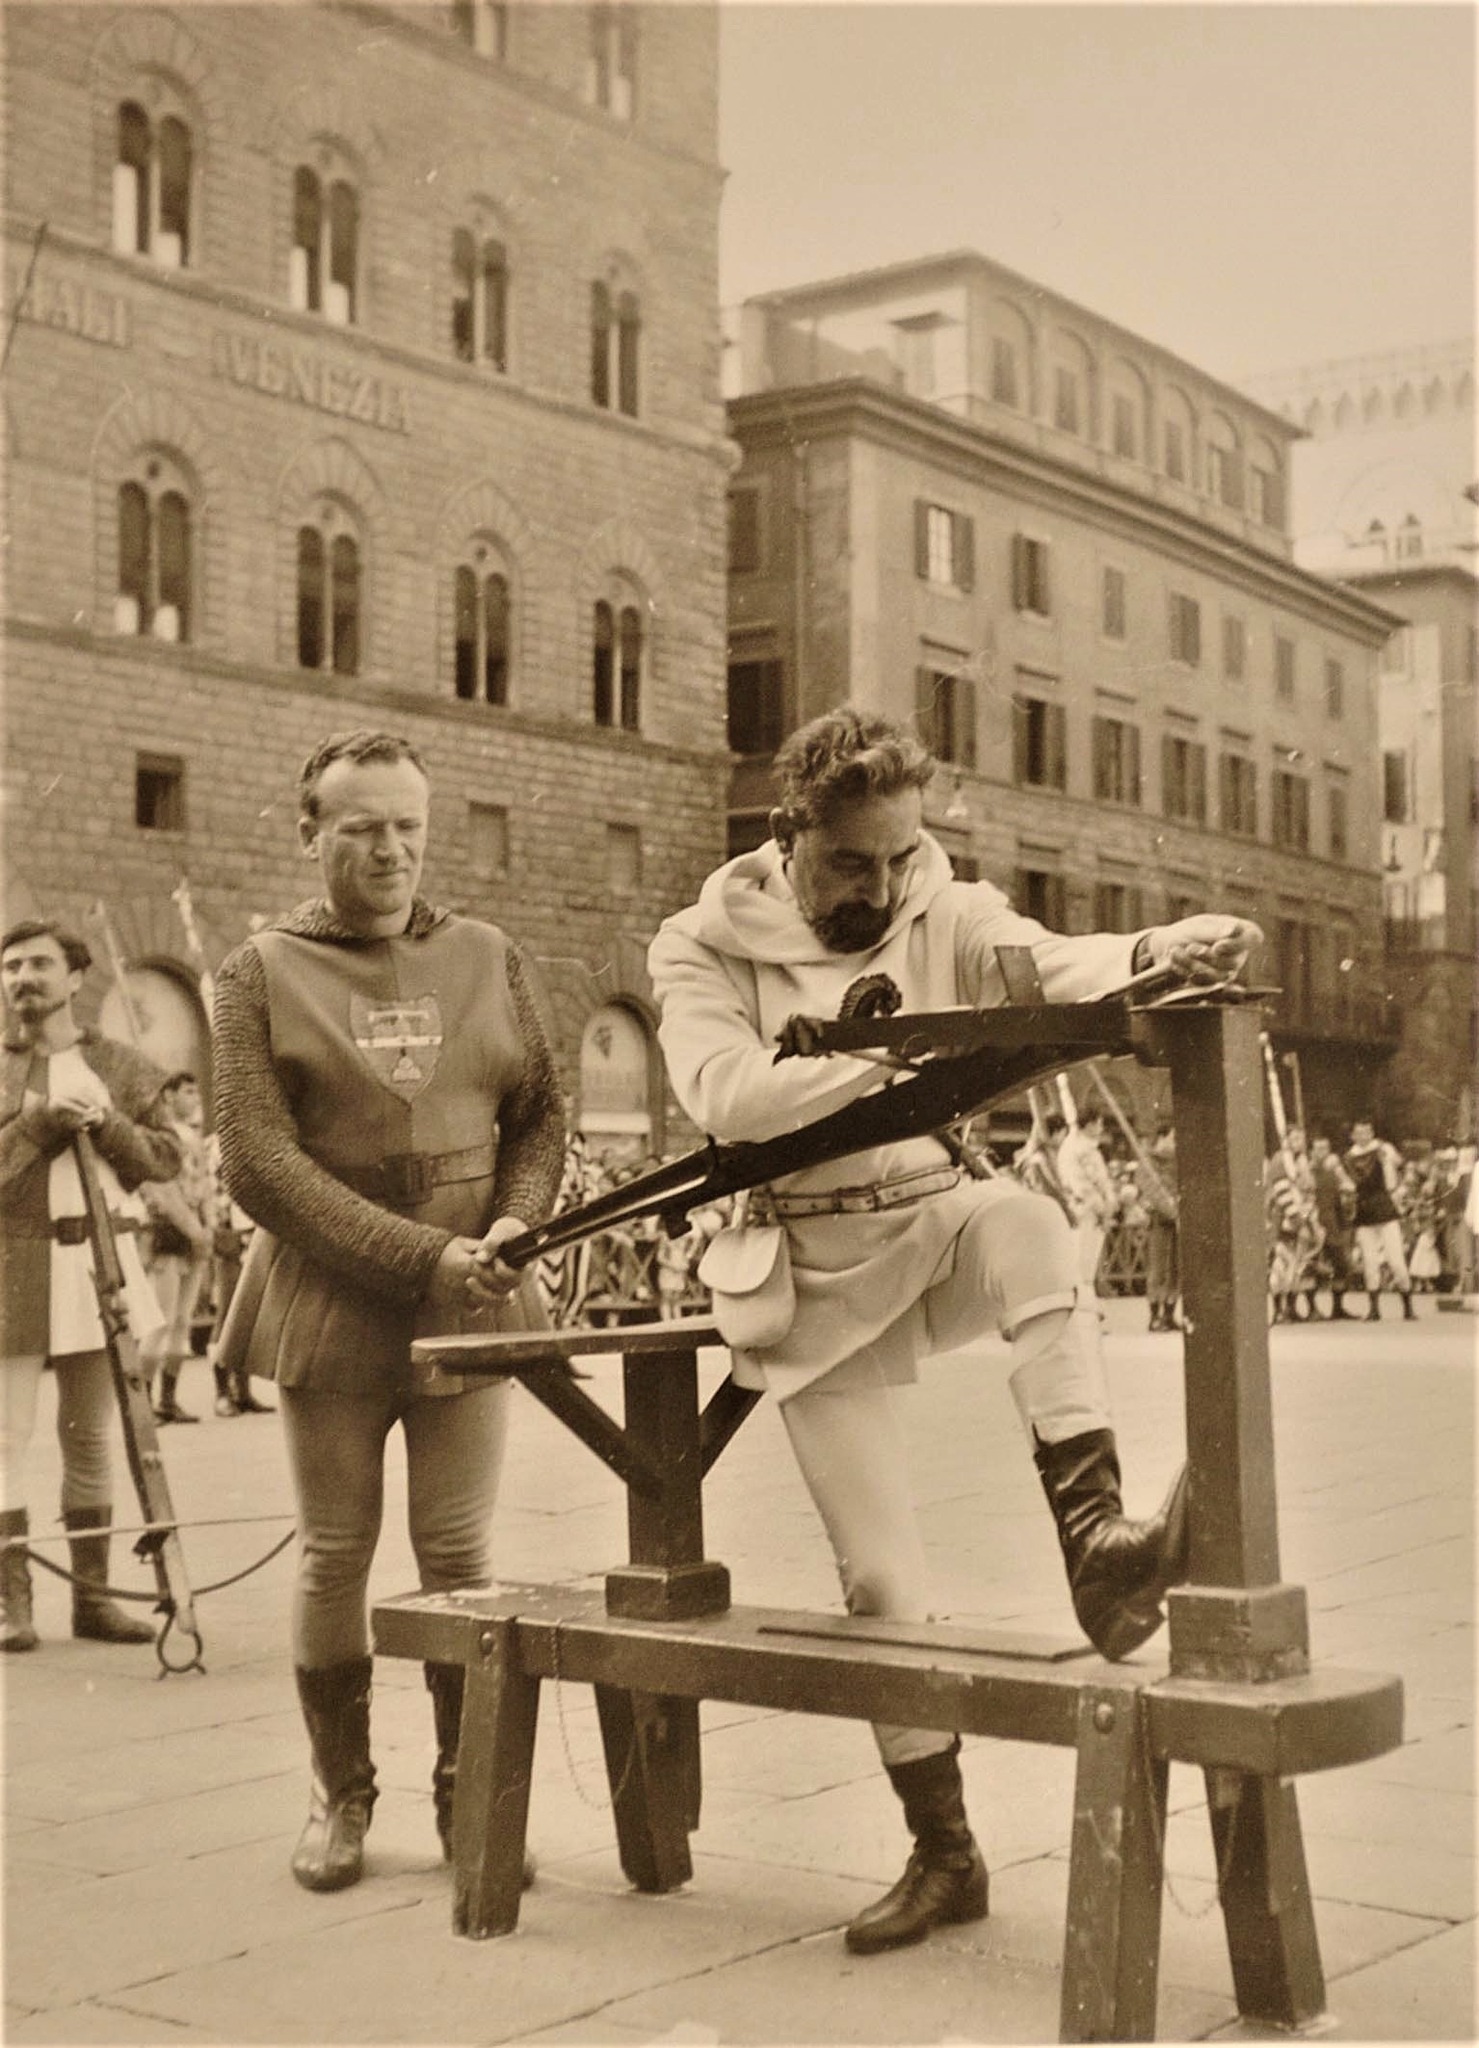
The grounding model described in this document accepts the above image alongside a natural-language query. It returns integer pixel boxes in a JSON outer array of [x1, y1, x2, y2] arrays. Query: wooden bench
[[373, 1003, 1403, 2043]]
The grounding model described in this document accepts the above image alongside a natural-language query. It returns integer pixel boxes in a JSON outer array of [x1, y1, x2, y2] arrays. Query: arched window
[[454, 558, 510, 703], [586, 4, 637, 119], [452, 229, 508, 369], [297, 503, 361, 674], [291, 164, 358, 324], [591, 281, 640, 415], [1206, 414, 1243, 510], [593, 596, 642, 730], [452, 0, 507, 58], [113, 100, 192, 267], [115, 465, 192, 641]]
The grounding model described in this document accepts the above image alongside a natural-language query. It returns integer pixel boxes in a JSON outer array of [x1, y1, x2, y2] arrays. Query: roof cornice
[[742, 249, 1300, 442], [729, 378, 1403, 642]]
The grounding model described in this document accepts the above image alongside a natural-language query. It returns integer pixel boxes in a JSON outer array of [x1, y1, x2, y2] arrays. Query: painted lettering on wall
[[7, 265, 130, 348], [210, 330, 410, 434]]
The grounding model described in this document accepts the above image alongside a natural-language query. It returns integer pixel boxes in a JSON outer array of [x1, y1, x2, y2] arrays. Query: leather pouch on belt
[[698, 1223, 795, 1350]]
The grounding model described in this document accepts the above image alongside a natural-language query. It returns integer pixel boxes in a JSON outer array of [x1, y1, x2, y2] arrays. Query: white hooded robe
[[647, 833, 1139, 1400]]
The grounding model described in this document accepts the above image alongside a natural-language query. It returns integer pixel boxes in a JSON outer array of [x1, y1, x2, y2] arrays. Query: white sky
[[717, 2, 1477, 382]]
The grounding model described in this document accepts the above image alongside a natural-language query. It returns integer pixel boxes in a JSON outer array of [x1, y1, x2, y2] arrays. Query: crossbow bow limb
[[494, 953, 1273, 1274]]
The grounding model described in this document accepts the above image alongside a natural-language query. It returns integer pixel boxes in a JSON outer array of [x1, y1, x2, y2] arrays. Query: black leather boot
[[230, 1369, 275, 1415], [424, 1660, 535, 1883], [424, 1659, 463, 1862], [64, 1508, 154, 1643], [1367, 1297, 1382, 1322], [1, 1508, 39, 1652], [1033, 1429, 1189, 1660], [212, 1363, 240, 1417], [845, 1741, 989, 1955], [292, 1657, 377, 1892], [1401, 1292, 1417, 1321], [154, 1362, 198, 1424]]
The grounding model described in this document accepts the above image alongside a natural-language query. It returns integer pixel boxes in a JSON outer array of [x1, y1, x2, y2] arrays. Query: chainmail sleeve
[[213, 940, 450, 1307], [491, 945, 566, 1228]]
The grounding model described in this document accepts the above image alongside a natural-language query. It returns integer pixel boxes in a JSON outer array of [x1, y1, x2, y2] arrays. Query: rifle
[[72, 1129, 203, 1673], [490, 967, 1262, 1276]]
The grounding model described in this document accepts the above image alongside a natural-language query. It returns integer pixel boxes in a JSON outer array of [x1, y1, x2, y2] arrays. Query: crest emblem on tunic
[[350, 993, 443, 1101]]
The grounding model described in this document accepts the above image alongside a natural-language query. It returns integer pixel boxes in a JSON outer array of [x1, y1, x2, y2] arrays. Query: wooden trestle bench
[[372, 1002, 1402, 2043]]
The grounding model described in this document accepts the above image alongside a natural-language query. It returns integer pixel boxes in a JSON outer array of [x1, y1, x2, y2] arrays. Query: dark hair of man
[[1, 917, 92, 975], [771, 706, 935, 847], [298, 729, 428, 823], [1044, 1113, 1067, 1138]]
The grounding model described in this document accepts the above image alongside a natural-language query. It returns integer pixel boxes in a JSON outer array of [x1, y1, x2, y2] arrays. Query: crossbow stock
[[494, 949, 1272, 1275]]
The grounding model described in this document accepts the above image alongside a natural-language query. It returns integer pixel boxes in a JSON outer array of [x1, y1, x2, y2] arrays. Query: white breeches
[[1355, 1220, 1410, 1294], [780, 1190, 1110, 1767]]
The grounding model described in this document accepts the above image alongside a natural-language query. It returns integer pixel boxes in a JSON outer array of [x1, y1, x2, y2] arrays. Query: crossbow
[[493, 950, 1270, 1273]]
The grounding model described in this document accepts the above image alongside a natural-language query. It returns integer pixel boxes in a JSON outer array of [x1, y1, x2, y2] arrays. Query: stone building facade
[[725, 253, 1400, 1137], [3, 0, 730, 1156], [1240, 344, 1477, 1144]]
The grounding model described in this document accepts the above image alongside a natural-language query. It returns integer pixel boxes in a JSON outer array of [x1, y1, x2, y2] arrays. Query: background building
[[725, 251, 1401, 1138], [3, 0, 729, 1158], [1243, 344, 1478, 1142]]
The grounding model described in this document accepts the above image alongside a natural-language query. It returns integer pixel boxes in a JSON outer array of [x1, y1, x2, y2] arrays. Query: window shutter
[[1192, 744, 1207, 822], [958, 676, 978, 768], [1161, 733, 1176, 813], [1127, 725, 1142, 806], [915, 666, 937, 752], [953, 515, 975, 593], [1011, 534, 1026, 610], [1038, 543, 1051, 616], [1012, 697, 1028, 782], [914, 501, 930, 580]]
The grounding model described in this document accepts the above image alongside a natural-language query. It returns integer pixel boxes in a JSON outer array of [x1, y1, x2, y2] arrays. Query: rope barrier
[[4, 1512, 297, 1675]]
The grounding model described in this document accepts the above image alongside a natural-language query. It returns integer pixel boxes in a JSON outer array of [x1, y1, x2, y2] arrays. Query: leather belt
[[757, 1166, 961, 1220], [52, 1213, 143, 1247], [334, 1142, 498, 1208]]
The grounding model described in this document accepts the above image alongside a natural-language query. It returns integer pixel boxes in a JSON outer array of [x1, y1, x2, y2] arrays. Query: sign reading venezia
[[211, 330, 410, 433]]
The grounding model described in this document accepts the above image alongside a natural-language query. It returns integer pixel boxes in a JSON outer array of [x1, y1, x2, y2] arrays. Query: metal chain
[[1138, 1707, 1239, 1920], [547, 1619, 638, 1812]]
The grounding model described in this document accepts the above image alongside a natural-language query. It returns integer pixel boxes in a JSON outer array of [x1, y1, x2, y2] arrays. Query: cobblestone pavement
[[4, 1298, 1474, 2044]]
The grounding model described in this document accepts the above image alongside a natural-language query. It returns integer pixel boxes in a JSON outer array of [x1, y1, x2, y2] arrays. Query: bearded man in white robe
[[649, 706, 1261, 1959]]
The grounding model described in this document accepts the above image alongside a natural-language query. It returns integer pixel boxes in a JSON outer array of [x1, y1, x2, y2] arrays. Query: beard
[[811, 901, 894, 954]]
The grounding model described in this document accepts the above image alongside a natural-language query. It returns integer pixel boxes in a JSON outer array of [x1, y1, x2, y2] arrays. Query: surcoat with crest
[[214, 898, 564, 1396]]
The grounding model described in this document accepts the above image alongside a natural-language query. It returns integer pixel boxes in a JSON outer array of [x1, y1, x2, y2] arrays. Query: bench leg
[[450, 1620, 541, 1939], [594, 1685, 696, 1893], [1061, 1683, 1166, 2044], [1205, 1768, 1325, 2030]]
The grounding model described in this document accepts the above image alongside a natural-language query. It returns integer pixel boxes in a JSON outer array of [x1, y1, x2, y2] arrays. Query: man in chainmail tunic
[[214, 731, 564, 1895]]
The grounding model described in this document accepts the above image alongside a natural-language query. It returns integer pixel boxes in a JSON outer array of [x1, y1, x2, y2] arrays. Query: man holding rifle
[[648, 706, 1261, 1959], [0, 918, 180, 1652], [213, 730, 564, 1896]]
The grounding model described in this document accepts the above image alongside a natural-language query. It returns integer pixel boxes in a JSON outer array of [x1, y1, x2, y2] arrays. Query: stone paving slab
[[1364, 1724, 1477, 1792], [4, 1718, 309, 1828], [112, 1859, 892, 2045], [1001, 1849, 1452, 2005], [4, 1836, 440, 2013], [585, 1879, 1236, 2045], [7, 1998, 226, 2044], [3, 1304, 1472, 2045], [1298, 1919, 1477, 2043]]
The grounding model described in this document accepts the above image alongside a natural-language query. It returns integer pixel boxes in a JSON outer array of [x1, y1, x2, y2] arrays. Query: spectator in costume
[[0, 919, 179, 1652]]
